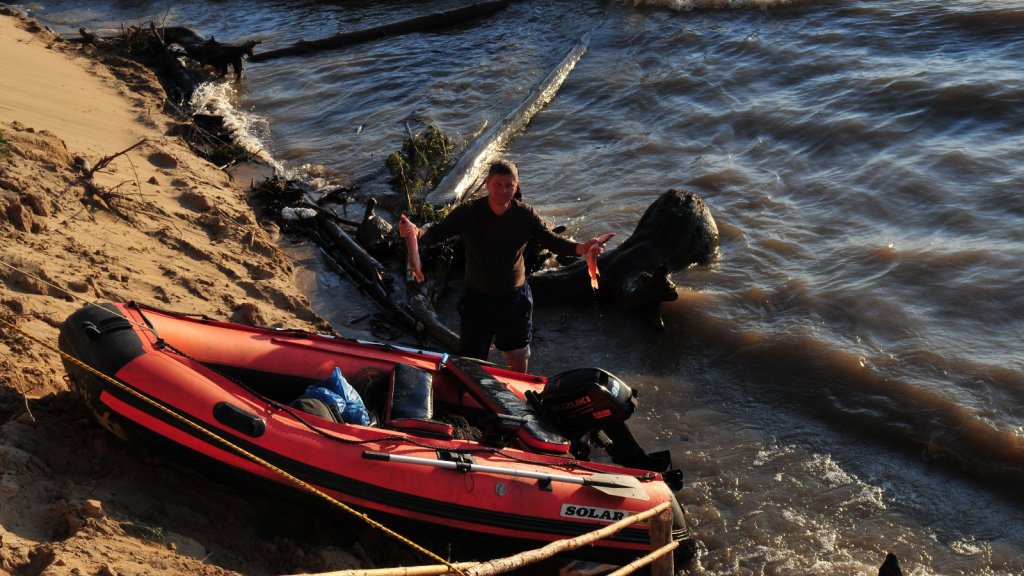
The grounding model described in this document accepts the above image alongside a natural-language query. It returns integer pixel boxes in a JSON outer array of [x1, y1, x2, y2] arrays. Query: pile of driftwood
[[76, 2, 510, 83], [73, 23, 260, 169], [251, 175, 466, 351]]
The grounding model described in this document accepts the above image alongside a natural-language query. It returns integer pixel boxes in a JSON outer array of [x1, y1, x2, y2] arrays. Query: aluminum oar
[[362, 451, 650, 500]]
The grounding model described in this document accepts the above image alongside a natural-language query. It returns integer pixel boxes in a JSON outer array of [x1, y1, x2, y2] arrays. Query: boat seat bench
[[443, 357, 571, 454]]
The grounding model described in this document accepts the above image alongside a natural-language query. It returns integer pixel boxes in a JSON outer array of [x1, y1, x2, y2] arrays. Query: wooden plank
[[282, 561, 477, 576], [646, 506, 675, 576], [287, 502, 673, 576], [605, 542, 679, 576], [463, 502, 670, 576]]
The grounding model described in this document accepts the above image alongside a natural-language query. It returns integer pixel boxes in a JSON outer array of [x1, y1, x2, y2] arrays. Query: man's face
[[486, 173, 518, 208]]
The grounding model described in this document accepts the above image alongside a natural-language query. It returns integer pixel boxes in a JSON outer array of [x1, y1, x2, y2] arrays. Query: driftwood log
[[73, 24, 258, 93], [310, 208, 461, 352], [249, 1, 509, 63], [425, 31, 591, 206], [158, 26, 260, 79], [528, 189, 719, 322]]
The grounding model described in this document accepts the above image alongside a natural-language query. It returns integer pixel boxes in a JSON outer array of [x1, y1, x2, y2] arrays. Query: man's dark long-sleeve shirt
[[419, 197, 577, 295]]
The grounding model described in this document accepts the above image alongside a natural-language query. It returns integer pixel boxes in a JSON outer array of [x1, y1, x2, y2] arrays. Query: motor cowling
[[530, 368, 679, 485], [534, 368, 637, 438]]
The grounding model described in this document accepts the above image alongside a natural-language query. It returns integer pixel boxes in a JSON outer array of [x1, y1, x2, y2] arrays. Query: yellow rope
[[0, 315, 468, 576], [0, 259, 158, 336]]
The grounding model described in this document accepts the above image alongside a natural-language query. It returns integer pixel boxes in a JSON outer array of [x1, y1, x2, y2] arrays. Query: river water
[[26, 1, 1024, 574]]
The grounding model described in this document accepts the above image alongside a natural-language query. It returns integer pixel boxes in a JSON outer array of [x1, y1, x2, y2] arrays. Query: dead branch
[[88, 139, 148, 177]]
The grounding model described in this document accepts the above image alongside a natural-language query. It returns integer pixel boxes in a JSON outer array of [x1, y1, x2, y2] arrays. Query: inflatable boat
[[58, 301, 695, 563]]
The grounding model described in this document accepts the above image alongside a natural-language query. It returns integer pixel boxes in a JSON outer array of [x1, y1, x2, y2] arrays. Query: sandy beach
[[0, 9, 363, 575]]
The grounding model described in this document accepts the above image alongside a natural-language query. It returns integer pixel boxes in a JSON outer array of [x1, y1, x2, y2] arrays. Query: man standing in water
[[399, 159, 612, 373]]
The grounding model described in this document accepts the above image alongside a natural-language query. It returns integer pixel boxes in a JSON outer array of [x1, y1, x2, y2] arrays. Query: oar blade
[[585, 473, 650, 501]]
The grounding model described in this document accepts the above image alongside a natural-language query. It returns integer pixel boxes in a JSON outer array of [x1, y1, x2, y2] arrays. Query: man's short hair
[[486, 159, 519, 182]]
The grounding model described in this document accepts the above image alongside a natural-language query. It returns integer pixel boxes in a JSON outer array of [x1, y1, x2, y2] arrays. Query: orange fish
[[586, 233, 615, 291], [399, 214, 425, 283]]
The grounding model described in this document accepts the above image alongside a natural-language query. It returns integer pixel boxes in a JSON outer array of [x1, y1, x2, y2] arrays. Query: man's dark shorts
[[458, 283, 533, 360]]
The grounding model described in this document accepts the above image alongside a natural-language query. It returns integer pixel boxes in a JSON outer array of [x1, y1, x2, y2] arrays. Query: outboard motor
[[533, 368, 636, 436], [528, 368, 680, 489]]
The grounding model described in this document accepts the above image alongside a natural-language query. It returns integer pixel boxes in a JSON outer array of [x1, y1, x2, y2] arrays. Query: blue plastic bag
[[299, 367, 373, 426]]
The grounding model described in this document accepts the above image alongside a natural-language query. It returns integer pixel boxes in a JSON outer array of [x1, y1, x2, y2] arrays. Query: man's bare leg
[[502, 346, 531, 373]]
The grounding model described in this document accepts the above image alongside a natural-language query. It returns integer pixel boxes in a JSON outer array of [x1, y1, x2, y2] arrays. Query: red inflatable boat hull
[[58, 302, 694, 563]]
